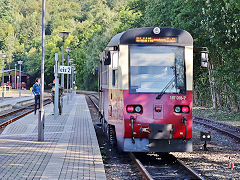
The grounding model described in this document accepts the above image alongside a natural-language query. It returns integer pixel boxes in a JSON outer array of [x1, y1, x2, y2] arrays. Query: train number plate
[[170, 96, 186, 100]]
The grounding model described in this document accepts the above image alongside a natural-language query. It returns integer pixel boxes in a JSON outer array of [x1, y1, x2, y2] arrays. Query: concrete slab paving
[[0, 94, 106, 180]]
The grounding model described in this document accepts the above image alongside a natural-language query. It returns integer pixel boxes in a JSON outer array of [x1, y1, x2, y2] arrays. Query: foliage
[[0, 0, 239, 112]]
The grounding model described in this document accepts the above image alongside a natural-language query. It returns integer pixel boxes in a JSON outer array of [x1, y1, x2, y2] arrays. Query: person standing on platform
[[50, 79, 64, 115], [32, 78, 41, 114]]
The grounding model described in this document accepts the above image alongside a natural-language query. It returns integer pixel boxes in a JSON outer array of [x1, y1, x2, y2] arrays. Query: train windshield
[[129, 46, 185, 94]]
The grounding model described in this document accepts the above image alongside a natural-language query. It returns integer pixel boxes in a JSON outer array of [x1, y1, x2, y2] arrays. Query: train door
[[100, 58, 109, 122], [110, 51, 119, 122]]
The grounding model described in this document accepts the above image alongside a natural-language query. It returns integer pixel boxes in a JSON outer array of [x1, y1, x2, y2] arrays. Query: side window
[[112, 52, 118, 88], [102, 62, 108, 85], [112, 69, 118, 87]]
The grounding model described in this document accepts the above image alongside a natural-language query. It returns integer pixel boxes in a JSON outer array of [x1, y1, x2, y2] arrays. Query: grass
[[193, 106, 240, 127]]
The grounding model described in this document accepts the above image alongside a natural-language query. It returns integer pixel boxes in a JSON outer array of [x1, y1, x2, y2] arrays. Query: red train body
[[99, 27, 193, 152]]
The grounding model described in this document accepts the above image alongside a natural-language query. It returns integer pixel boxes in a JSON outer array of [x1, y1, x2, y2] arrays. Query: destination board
[[136, 37, 177, 43]]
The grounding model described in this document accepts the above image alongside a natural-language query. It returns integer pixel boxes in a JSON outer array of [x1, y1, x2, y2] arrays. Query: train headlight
[[153, 27, 161, 34], [174, 106, 181, 113], [135, 106, 142, 113]]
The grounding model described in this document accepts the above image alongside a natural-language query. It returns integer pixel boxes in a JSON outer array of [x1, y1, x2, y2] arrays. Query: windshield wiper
[[156, 76, 175, 100]]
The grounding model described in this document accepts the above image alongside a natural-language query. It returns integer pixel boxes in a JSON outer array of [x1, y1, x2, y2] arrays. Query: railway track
[[193, 115, 240, 141], [129, 152, 204, 180], [0, 98, 52, 129], [86, 93, 204, 180]]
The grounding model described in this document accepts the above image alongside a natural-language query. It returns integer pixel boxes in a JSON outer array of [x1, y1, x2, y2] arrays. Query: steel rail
[[128, 152, 154, 180], [0, 99, 52, 128], [193, 115, 240, 141], [0, 99, 51, 119], [170, 154, 204, 180], [129, 152, 204, 180]]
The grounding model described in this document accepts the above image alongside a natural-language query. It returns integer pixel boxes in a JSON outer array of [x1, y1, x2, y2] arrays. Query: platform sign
[[58, 66, 71, 74]]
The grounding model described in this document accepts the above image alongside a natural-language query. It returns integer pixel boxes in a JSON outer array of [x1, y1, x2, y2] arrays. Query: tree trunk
[[193, 84, 199, 106], [207, 62, 217, 109]]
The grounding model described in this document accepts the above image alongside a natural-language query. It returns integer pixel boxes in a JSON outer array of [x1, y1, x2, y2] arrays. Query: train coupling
[[182, 117, 187, 140], [130, 116, 135, 144], [140, 127, 151, 134]]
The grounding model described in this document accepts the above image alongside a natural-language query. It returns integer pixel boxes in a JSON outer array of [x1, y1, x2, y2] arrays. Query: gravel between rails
[[134, 152, 201, 179]]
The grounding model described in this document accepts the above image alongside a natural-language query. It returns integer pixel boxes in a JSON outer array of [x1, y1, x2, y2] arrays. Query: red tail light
[[127, 106, 134, 113], [182, 106, 190, 113]]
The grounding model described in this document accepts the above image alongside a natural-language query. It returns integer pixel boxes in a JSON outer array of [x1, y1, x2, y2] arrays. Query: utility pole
[[15, 64, 16, 89], [54, 53, 59, 117], [18, 61, 23, 98]]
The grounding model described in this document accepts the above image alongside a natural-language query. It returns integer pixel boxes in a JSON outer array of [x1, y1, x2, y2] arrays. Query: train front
[[120, 27, 193, 152]]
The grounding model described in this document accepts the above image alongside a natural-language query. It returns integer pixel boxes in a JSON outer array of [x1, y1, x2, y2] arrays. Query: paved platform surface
[[0, 94, 106, 180]]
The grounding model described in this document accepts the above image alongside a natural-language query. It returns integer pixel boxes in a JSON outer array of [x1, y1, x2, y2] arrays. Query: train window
[[112, 52, 118, 88], [129, 46, 185, 94], [112, 52, 118, 69], [101, 62, 108, 86], [175, 57, 185, 91], [112, 69, 118, 87]]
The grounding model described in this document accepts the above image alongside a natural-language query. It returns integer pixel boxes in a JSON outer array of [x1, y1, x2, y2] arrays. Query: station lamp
[[59, 31, 71, 39], [69, 59, 74, 63], [65, 47, 72, 53], [200, 47, 209, 68]]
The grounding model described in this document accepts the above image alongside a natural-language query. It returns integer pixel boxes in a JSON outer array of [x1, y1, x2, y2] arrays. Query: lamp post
[[58, 31, 70, 89], [74, 71, 77, 94], [38, 0, 46, 141], [17, 76, 19, 90], [15, 64, 17, 89], [18, 60, 23, 98], [69, 59, 74, 92], [8, 64, 10, 87], [0, 53, 6, 100], [65, 47, 72, 102], [69, 60, 74, 99]]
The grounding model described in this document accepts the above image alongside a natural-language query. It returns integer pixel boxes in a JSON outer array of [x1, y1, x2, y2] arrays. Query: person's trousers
[[35, 95, 40, 114]]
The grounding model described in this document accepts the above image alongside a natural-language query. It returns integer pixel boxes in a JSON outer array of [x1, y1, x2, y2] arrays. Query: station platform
[[0, 94, 106, 180]]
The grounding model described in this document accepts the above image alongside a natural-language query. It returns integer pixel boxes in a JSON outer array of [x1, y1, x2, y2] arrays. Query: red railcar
[[99, 27, 194, 152]]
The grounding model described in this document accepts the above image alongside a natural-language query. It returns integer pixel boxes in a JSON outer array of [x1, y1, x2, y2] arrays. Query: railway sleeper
[[107, 124, 117, 146]]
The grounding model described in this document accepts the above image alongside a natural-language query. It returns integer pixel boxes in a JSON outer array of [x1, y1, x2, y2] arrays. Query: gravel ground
[[86, 96, 141, 180], [172, 121, 240, 179]]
